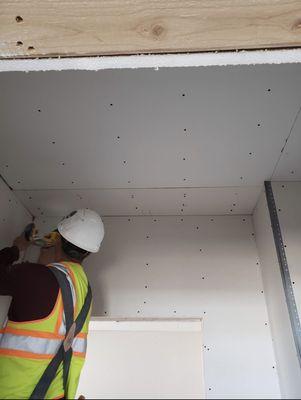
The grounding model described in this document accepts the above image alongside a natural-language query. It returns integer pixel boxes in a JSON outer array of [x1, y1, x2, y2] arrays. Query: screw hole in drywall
[[267, 88, 271, 92], [37, 109, 41, 112], [291, 171, 295, 174], [61, 162, 65, 166], [16, 41, 23, 46], [128, 218, 131, 222], [145, 285, 148, 289], [257, 123, 261, 127], [28, 46, 35, 51], [182, 93, 186, 97], [52, 141, 56, 144], [15, 16, 23, 22]]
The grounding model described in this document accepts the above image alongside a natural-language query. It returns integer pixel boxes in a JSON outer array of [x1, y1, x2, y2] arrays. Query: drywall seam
[[271, 105, 301, 180], [0, 175, 34, 219], [1, 49, 301, 72], [265, 181, 301, 367]]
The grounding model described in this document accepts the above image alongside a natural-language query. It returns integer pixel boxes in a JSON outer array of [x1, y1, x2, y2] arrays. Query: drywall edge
[[1, 49, 301, 72]]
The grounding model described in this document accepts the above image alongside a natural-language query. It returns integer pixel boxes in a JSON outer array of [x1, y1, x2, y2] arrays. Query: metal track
[[265, 181, 301, 367]]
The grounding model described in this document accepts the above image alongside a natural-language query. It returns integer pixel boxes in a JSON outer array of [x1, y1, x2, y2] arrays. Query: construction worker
[[0, 209, 105, 399]]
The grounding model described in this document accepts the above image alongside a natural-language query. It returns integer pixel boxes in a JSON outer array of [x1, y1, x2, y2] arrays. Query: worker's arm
[[0, 236, 30, 295]]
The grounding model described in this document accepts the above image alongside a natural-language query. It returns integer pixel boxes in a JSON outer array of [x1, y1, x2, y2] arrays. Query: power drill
[[24, 223, 60, 248]]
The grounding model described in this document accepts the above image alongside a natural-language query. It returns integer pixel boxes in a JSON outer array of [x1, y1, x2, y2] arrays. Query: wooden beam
[[1, 0, 301, 59]]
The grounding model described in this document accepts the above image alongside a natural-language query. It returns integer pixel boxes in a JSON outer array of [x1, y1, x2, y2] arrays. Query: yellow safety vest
[[0, 261, 91, 399]]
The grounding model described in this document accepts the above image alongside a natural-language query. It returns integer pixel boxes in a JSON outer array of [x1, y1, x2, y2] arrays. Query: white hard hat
[[57, 209, 104, 253]]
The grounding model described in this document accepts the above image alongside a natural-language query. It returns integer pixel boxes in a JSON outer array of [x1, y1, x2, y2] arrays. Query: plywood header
[[1, 0, 301, 59]]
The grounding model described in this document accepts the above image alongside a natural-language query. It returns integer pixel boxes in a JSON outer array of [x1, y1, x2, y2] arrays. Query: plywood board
[[14, 186, 261, 217], [1, 0, 301, 58], [0, 65, 301, 194], [34, 215, 280, 398]]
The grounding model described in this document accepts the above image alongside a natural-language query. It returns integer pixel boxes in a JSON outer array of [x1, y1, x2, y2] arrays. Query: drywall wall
[[253, 190, 301, 398], [0, 178, 31, 325], [272, 182, 301, 321], [15, 186, 262, 216], [35, 215, 280, 399]]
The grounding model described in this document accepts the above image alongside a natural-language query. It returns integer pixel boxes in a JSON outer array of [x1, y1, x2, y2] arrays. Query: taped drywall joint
[[265, 181, 301, 368]]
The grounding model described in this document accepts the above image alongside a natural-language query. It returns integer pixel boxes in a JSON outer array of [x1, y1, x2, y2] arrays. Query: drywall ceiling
[[0, 64, 300, 216]]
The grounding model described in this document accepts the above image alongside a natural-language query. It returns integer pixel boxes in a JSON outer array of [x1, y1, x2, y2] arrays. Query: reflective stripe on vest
[[0, 333, 86, 356]]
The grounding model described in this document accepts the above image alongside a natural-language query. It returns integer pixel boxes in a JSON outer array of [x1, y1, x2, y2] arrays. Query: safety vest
[[0, 261, 92, 399]]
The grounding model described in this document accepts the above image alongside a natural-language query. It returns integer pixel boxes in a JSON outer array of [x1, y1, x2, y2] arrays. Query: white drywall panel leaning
[[77, 319, 204, 399], [253, 190, 301, 398], [0, 64, 301, 191], [272, 182, 301, 321], [36, 215, 280, 399], [14, 186, 262, 217], [0, 178, 31, 325]]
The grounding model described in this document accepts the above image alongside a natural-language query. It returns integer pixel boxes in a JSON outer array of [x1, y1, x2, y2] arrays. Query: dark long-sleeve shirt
[[0, 246, 59, 322]]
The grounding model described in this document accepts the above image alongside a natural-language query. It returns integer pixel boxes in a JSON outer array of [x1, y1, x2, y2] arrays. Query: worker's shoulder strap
[[30, 263, 92, 400]]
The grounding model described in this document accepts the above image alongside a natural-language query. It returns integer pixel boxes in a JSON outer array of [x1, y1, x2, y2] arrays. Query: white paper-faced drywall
[[0, 178, 31, 325], [35, 214, 280, 399], [0, 65, 300, 192]]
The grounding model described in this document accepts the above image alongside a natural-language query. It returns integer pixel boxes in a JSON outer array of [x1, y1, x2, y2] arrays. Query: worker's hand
[[13, 234, 31, 252]]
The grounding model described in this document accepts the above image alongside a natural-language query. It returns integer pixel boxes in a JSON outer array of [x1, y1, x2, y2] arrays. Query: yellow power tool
[[24, 223, 60, 248]]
